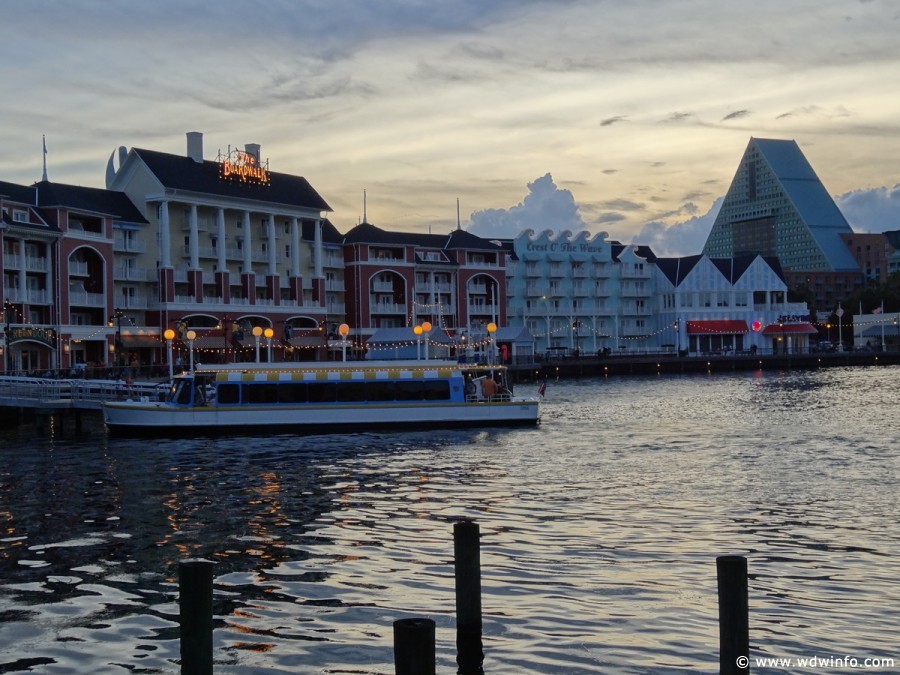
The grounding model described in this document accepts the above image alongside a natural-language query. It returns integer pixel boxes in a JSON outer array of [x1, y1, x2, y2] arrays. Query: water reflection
[[1, 368, 898, 673]]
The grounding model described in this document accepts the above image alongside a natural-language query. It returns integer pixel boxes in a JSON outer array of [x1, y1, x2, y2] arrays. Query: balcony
[[114, 266, 153, 281], [69, 289, 105, 307], [69, 260, 90, 276], [25, 256, 49, 272], [325, 280, 345, 292], [113, 236, 147, 253], [525, 264, 542, 277], [371, 303, 406, 314], [372, 282, 394, 293]]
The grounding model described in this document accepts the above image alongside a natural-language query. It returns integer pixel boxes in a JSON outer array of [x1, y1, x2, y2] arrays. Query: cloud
[[633, 198, 723, 257], [466, 173, 588, 238], [835, 185, 900, 232], [722, 109, 750, 121], [600, 115, 628, 126]]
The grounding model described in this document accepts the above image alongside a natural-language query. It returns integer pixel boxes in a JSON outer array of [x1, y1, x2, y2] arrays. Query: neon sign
[[218, 148, 270, 186]]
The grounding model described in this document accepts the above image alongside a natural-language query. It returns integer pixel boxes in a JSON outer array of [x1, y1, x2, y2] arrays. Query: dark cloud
[[599, 198, 644, 211], [600, 115, 628, 126], [597, 212, 628, 224], [467, 172, 588, 238], [602, 169, 618, 175], [722, 109, 750, 121], [663, 112, 693, 123]]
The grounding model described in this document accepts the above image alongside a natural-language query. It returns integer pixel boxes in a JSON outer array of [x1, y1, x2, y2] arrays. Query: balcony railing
[[371, 303, 406, 314], [68, 290, 105, 307]]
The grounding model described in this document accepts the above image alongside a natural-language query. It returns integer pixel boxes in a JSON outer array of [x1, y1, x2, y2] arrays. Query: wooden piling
[[717, 555, 749, 674], [393, 617, 436, 675], [454, 519, 484, 674], [179, 559, 214, 675]]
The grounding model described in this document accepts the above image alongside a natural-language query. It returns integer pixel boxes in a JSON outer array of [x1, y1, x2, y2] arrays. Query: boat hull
[[102, 399, 541, 437]]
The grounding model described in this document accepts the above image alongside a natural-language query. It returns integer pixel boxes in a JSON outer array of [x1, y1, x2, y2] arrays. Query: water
[[1, 366, 897, 673]]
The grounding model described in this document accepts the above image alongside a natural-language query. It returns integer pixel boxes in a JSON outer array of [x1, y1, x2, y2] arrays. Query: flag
[[873, 306, 883, 314], [538, 379, 546, 398]]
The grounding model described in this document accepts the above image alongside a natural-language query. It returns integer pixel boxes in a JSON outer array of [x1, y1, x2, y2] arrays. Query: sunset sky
[[2, 0, 898, 255]]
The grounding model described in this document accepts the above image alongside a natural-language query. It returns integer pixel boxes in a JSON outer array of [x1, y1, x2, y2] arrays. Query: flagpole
[[42, 135, 48, 182]]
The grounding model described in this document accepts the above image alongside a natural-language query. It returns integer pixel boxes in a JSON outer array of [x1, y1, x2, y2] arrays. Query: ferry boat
[[101, 360, 541, 436]]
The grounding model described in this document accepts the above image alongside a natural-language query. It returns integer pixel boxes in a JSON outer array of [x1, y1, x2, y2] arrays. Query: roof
[[367, 327, 452, 344], [0, 180, 37, 203], [611, 243, 657, 263], [656, 255, 703, 286], [761, 322, 818, 335], [494, 326, 534, 343], [34, 181, 148, 223], [686, 320, 749, 335], [301, 218, 343, 244], [132, 148, 331, 212], [343, 221, 503, 252], [752, 139, 858, 271]]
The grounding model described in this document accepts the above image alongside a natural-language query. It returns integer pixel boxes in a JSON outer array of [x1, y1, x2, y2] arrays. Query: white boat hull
[[102, 398, 540, 436]]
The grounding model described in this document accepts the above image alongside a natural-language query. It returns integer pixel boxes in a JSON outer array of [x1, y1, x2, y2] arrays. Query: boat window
[[172, 380, 193, 405], [278, 382, 307, 404], [217, 383, 240, 404], [369, 381, 396, 401], [307, 382, 337, 403], [246, 383, 279, 404], [336, 381, 366, 402], [422, 380, 451, 400], [395, 381, 424, 401]]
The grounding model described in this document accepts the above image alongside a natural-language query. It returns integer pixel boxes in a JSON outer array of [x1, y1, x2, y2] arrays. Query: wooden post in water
[[393, 617, 436, 675], [179, 559, 214, 675], [454, 519, 484, 674], [717, 555, 749, 674]]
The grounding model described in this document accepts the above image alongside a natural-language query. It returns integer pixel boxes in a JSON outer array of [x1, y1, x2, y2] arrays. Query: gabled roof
[[300, 218, 343, 244], [655, 254, 703, 286], [445, 228, 505, 251], [656, 254, 786, 287], [131, 148, 332, 212], [0, 180, 36, 204], [34, 181, 148, 224]]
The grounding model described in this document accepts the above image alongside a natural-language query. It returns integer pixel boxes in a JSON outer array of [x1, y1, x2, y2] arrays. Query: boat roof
[[187, 360, 505, 375]]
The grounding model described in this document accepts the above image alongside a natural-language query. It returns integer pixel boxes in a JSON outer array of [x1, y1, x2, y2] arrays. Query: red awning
[[762, 322, 818, 335], [686, 320, 749, 335]]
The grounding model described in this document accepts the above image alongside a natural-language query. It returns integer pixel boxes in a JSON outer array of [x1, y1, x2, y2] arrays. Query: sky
[[2, 0, 899, 257]]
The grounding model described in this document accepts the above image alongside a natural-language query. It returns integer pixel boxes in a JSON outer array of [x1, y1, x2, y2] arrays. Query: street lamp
[[779, 320, 785, 355], [218, 315, 231, 364], [674, 320, 680, 356], [421, 321, 432, 360], [487, 321, 497, 365], [108, 308, 125, 368], [164, 328, 176, 380], [252, 326, 263, 363], [2, 299, 13, 373], [894, 317, 899, 352], [264, 327, 274, 362], [339, 323, 350, 361], [413, 325, 423, 360], [186, 330, 197, 371]]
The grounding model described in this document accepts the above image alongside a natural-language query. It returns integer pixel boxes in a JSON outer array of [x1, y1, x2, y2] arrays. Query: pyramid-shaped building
[[703, 138, 859, 274]]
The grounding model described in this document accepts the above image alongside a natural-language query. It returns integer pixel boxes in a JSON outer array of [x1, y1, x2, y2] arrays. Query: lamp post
[[164, 328, 176, 380], [252, 326, 263, 363], [894, 317, 899, 352], [2, 299, 13, 373], [218, 315, 231, 364], [421, 321, 432, 361], [413, 325, 423, 360], [779, 320, 785, 355], [264, 327, 274, 362], [109, 308, 125, 368], [674, 320, 680, 356], [487, 322, 497, 365], [339, 323, 350, 361], [186, 330, 197, 372]]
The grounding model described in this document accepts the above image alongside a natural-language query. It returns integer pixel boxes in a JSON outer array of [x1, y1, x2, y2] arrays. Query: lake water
[[0, 366, 897, 673]]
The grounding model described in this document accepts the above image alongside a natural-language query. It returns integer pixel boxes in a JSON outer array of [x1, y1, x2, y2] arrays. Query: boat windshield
[[166, 378, 194, 405]]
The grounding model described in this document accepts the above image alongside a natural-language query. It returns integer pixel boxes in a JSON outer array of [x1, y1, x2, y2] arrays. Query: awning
[[190, 336, 229, 349], [686, 320, 749, 335], [761, 322, 818, 335], [121, 334, 162, 348], [860, 325, 894, 338]]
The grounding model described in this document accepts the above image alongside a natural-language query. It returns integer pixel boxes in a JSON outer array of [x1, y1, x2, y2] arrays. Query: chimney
[[186, 131, 204, 163], [244, 143, 261, 163]]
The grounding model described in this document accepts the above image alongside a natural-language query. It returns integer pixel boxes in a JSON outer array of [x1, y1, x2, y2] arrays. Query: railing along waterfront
[[0, 376, 165, 410]]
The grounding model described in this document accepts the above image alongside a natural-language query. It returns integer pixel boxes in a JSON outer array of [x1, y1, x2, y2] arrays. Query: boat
[[101, 360, 541, 436]]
